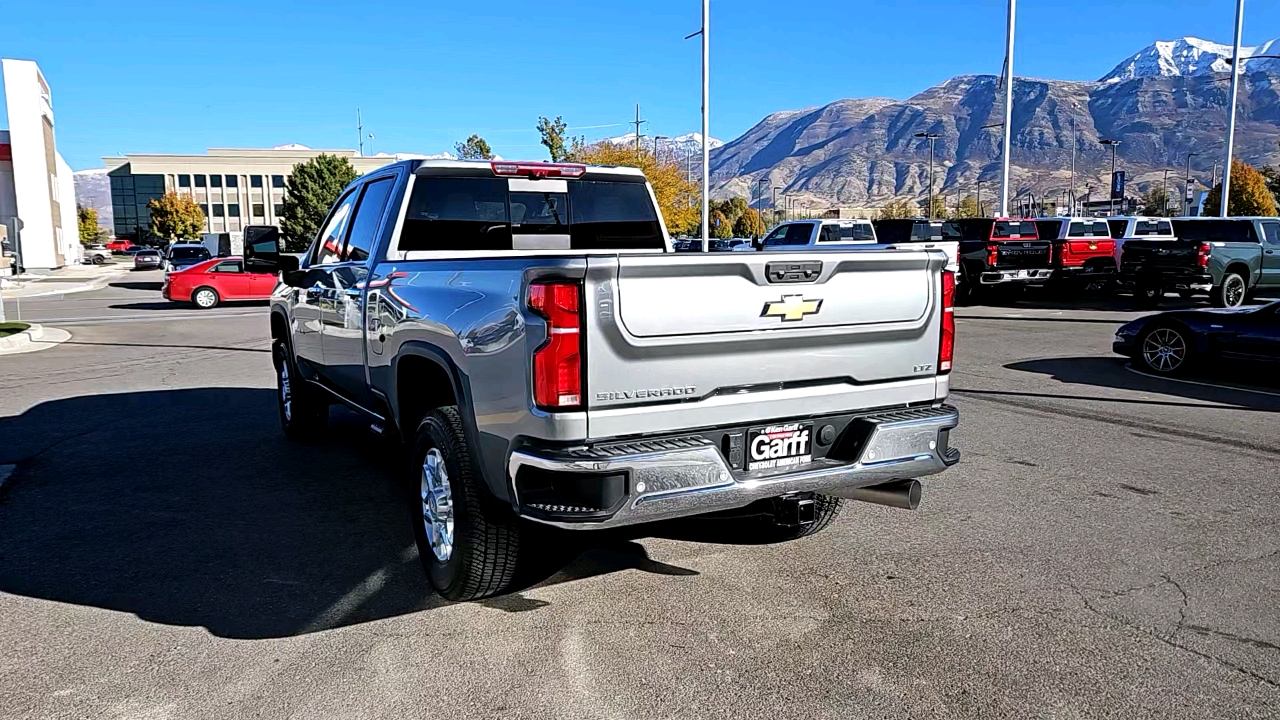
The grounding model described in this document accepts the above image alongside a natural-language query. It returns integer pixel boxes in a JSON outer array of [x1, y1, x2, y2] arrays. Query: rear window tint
[[843, 223, 876, 241], [993, 221, 1037, 238], [1133, 220, 1172, 236], [398, 177, 662, 252], [1066, 221, 1111, 237], [1035, 220, 1063, 239], [1171, 219, 1259, 243]]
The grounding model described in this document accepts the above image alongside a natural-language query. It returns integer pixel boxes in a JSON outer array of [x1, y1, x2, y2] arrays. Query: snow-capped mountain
[[73, 168, 113, 231], [1101, 36, 1280, 82], [605, 131, 723, 157]]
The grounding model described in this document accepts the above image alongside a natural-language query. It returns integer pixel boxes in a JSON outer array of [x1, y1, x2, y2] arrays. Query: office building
[[1, 58, 80, 272], [102, 146, 394, 241]]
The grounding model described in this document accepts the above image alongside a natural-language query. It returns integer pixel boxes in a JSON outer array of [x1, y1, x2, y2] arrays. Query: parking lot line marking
[[1124, 365, 1280, 399]]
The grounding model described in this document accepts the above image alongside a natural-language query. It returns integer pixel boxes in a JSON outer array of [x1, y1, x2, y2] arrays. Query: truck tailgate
[[1120, 240, 1198, 271], [583, 250, 947, 439], [994, 241, 1052, 269]]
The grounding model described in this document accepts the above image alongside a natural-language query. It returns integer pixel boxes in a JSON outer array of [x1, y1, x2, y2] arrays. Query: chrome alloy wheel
[[1142, 327, 1187, 373], [194, 288, 218, 308], [1223, 274, 1246, 308], [421, 448, 455, 562], [278, 360, 292, 422]]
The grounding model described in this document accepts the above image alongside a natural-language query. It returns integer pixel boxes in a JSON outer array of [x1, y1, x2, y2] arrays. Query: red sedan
[[163, 258, 278, 308]]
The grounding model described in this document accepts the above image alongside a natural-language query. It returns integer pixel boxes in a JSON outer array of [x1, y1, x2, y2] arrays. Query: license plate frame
[[745, 422, 815, 472]]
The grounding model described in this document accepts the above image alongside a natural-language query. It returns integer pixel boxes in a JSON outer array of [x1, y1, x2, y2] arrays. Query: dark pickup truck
[[951, 218, 1053, 301], [1118, 217, 1279, 308]]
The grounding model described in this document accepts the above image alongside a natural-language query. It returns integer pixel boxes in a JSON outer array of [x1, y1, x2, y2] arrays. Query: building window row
[[177, 174, 286, 190]]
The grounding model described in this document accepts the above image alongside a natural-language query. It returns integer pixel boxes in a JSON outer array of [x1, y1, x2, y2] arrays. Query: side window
[[399, 177, 511, 251], [344, 177, 396, 263], [313, 190, 358, 265], [819, 225, 840, 243], [1263, 222, 1280, 246], [1157, 221, 1172, 235], [211, 260, 242, 273]]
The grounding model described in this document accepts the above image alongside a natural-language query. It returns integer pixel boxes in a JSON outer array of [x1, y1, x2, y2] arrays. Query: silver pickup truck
[[246, 159, 961, 601]]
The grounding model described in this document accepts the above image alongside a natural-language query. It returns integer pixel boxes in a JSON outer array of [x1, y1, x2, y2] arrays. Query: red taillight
[[491, 161, 586, 179], [939, 270, 955, 374], [529, 282, 582, 409], [1198, 242, 1211, 268], [986, 243, 999, 266]]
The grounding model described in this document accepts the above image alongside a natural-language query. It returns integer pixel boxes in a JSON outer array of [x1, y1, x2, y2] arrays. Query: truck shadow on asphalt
[[0, 388, 695, 638], [1001, 357, 1280, 411], [107, 281, 164, 292]]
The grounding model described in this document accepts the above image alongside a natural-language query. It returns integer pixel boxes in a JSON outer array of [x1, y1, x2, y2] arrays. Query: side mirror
[[282, 269, 309, 288], [243, 225, 299, 274]]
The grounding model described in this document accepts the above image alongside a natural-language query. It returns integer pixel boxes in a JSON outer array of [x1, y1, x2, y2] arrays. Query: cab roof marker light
[[490, 162, 587, 179]]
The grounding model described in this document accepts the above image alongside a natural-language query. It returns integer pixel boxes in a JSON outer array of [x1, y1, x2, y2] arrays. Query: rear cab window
[[1066, 221, 1111, 237], [992, 221, 1037, 239], [398, 176, 664, 252]]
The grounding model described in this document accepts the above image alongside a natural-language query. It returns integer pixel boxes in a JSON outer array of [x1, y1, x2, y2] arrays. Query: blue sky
[[6, 0, 1280, 169]]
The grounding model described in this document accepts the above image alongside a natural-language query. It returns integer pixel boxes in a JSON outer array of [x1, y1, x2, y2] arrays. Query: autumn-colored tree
[[148, 192, 205, 240], [877, 197, 919, 220], [77, 206, 103, 245], [1202, 159, 1278, 217], [568, 141, 700, 236], [734, 207, 767, 238], [952, 196, 980, 219], [926, 195, 948, 219], [455, 134, 494, 160]]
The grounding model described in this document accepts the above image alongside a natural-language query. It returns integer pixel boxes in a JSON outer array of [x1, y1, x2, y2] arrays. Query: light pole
[[976, 179, 983, 217], [1069, 116, 1077, 215], [1219, 0, 1245, 217], [1100, 139, 1121, 216], [684, 2, 710, 250], [653, 135, 668, 161], [999, 0, 1017, 218], [1184, 152, 1199, 217], [914, 132, 940, 218]]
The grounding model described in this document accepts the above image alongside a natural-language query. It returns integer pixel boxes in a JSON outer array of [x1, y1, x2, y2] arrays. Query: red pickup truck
[[1033, 217, 1117, 292], [105, 239, 134, 254]]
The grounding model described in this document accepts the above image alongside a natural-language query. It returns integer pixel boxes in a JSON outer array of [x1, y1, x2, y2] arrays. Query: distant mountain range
[[711, 36, 1280, 210], [73, 168, 112, 231]]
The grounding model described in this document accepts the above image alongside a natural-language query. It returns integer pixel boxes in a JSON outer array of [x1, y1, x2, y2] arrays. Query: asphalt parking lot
[[1, 274, 1278, 719]]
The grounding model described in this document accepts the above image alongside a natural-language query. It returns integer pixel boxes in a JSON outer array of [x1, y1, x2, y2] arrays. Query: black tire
[[192, 286, 220, 309], [91, 255, 105, 265], [412, 407, 521, 601], [1211, 272, 1247, 309], [273, 340, 328, 440], [956, 268, 982, 306], [1134, 283, 1163, 309], [1136, 323, 1196, 375]]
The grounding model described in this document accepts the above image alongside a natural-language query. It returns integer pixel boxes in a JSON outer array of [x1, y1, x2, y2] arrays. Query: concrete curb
[[0, 324, 71, 355]]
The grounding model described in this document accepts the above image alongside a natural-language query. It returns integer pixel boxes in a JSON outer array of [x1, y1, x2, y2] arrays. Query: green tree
[[280, 154, 359, 252], [710, 210, 734, 239], [734, 207, 767, 238], [77, 206, 103, 245], [1140, 186, 1171, 216], [454, 134, 494, 160], [148, 192, 205, 241], [926, 195, 948, 219], [952, 196, 980, 219], [1202, 159, 1278, 217], [877, 197, 918, 220], [537, 116, 570, 162]]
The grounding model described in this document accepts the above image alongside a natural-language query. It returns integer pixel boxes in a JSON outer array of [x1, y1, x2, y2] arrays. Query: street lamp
[[1185, 152, 1199, 217], [914, 132, 940, 218], [684, 0, 710, 249], [998, 0, 1017, 218], [652, 135, 668, 161], [1100, 139, 1121, 216], [1220, 0, 1245, 218]]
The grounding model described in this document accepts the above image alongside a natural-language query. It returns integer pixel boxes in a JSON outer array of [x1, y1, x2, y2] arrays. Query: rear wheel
[[274, 340, 328, 439], [192, 286, 220, 309], [1211, 272, 1246, 309], [412, 407, 522, 601], [1137, 324, 1195, 375], [91, 255, 105, 265]]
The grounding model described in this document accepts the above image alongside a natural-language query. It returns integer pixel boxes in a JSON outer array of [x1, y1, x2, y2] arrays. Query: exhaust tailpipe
[[832, 479, 921, 510]]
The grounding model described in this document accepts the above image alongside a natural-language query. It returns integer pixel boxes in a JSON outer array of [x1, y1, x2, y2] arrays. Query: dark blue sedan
[[1114, 301, 1280, 375]]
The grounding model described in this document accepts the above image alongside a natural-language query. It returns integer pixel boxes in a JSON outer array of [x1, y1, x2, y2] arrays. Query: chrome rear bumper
[[509, 405, 960, 530]]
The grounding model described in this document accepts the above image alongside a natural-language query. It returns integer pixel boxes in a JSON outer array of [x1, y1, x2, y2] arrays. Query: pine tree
[[279, 154, 359, 252]]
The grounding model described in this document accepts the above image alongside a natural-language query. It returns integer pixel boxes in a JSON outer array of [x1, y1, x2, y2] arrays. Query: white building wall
[[2, 59, 60, 269], [56, 153, 79, 264]]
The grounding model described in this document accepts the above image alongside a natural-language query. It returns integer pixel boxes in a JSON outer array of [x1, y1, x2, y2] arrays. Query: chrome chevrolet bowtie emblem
[[762, 295, 823, 322]]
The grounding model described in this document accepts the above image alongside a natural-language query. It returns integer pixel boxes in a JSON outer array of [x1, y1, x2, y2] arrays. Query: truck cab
[[1116, 216, 1269, 308], [872, 218, 961, 277], [761, 219, 877, 249]]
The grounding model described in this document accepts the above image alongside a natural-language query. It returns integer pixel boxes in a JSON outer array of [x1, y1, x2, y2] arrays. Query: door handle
[[1267, 250, 1275, 255]]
